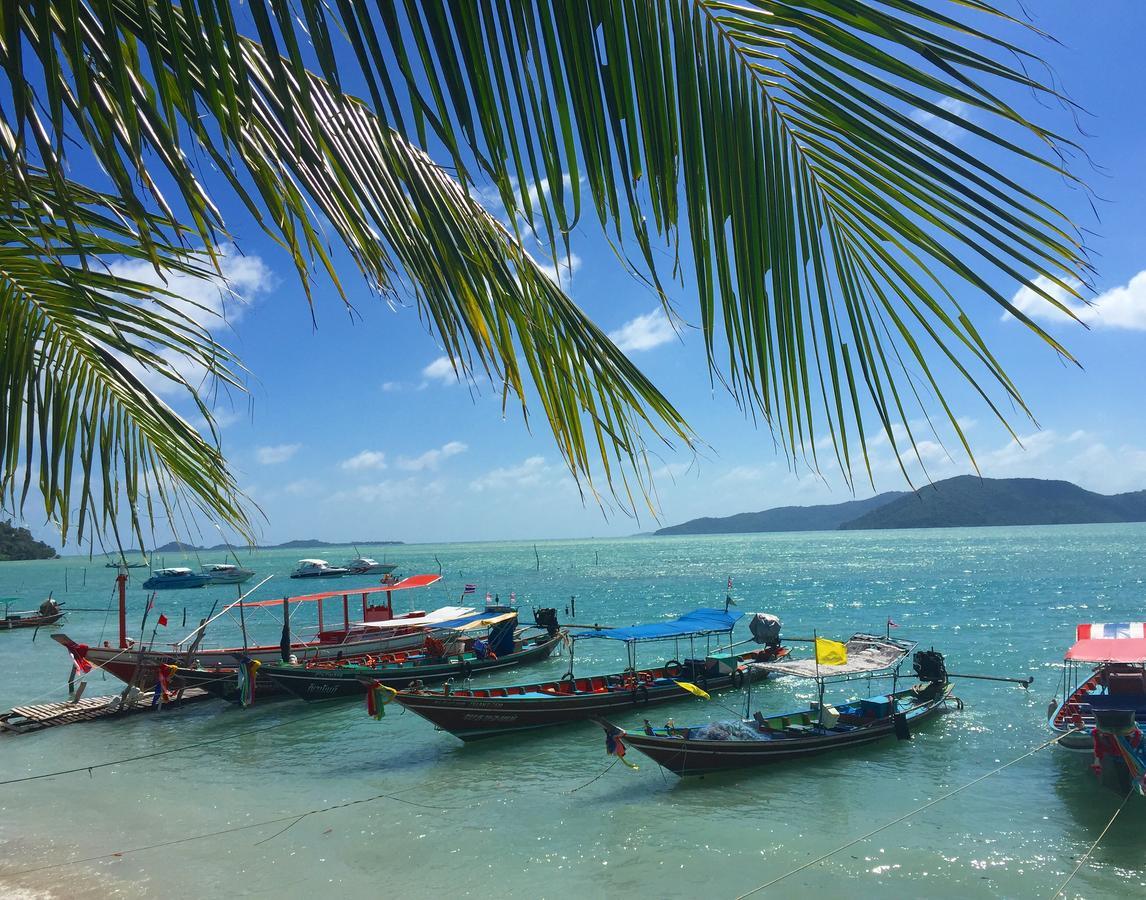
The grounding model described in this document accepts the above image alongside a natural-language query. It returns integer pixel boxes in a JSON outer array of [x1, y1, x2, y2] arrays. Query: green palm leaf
[[0, 1, 1089, 544], [0, 167, 252, 548]]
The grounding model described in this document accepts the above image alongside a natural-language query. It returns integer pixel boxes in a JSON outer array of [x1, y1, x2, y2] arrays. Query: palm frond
[[0, 166, 252, 548]]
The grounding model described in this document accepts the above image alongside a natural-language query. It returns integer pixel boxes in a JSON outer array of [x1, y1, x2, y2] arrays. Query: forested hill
[[656, 477, 1146, 535], [840, 476, 1146, 530], [0, 520, 57, 560], [655, 492, 906, 535]]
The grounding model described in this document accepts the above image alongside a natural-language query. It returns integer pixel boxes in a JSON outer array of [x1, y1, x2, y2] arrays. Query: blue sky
[[24, 2, 1146, 548]]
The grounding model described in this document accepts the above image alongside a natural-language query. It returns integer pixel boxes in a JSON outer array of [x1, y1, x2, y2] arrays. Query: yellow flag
[[815, 637, 848, 666], [674, 680, 711, 701]]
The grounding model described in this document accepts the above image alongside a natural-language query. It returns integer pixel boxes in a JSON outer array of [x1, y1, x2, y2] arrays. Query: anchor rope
[[3, 789, 469, 878], [0, 707, 342, 786], [735, 730, 1078, 898], [1048, 786, 1134, 900]]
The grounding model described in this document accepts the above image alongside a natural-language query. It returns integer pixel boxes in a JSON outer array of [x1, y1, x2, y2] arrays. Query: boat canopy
[[572, 608, 743, 643], [431, 610, 518, 633], [353, 605, 475, 629], [239, 573, 443, 608], [1066, 622, 1146, 664], [155, 567, 193, 575], [755, 634, 914, 679]]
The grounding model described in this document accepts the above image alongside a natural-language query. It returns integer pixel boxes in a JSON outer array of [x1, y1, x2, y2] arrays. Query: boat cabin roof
[[296, 559, 330, 566], [1067, 622, 1146, 664], [154, 567, 193, 576], [239, 573, 443, 608], [572, 607, 742, 643]]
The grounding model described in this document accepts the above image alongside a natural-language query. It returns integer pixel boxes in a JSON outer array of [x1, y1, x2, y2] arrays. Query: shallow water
[[2, 526, 1145, 898]]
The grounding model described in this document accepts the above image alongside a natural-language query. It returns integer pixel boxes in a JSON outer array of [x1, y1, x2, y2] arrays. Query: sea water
[[1, 525, 1145, 899]]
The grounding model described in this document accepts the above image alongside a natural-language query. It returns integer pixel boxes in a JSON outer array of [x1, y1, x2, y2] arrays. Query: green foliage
[[0, 519, 56, 560], [0, 1, 1089, 546]]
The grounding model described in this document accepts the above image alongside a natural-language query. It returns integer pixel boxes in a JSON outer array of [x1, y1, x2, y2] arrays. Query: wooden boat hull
[[608, 682, 954, 776], [50, 628, 430, 687], [170, 667, 291, 704], [395, 649, 783, 742], [257, 633, 563, 702], [1, 611, 65, 630]]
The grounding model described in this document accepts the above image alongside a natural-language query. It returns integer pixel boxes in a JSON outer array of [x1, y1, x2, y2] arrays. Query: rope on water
[[566, 756, 620, 793], [3, 786, 471, 878], [0, 707, 345, 786], [1049, 786, 1134, 900], [735, 731, 1078, 898]]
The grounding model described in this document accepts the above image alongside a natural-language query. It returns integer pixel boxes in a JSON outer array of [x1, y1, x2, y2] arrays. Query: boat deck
[[0, 688, 213, 735]]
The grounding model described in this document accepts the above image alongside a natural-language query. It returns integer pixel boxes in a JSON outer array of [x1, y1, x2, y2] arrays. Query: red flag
[[727, 576, 733, 591], [157, 613, 168, 627], [887, 617, 899, 628]]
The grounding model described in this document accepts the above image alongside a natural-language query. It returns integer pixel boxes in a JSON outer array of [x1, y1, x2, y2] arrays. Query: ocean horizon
[[2, 523, 1144, 898]]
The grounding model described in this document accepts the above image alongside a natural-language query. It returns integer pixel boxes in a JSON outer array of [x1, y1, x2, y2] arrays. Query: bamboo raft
[[0, 688, 212, 735]]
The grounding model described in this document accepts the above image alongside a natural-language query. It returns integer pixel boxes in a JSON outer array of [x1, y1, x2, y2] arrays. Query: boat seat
[[472, 690, 489, 698], [1108, 672, 1146, 695], [575, 679, 592, 692], [591, 677, 608, 691], [489, 688, 508, 697]]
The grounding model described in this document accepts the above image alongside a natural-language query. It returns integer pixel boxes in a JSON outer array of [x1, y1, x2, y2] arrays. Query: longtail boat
[[599, 636, 957, 776], [1, 598, 65, 631], [394, 608, 788, 741], [1050, 622, 1146, 794], [50, 571, 458, 687], [183, 610, 564, 704]]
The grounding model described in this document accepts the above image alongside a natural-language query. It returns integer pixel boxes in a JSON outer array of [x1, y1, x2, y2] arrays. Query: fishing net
[[690, 720, 767, 741]]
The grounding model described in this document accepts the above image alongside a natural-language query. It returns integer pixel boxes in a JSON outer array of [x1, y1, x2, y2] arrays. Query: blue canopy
[[572, 608, 743, 643]]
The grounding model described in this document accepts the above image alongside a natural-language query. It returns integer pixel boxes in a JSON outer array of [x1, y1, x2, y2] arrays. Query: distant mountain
[[147, 539, 404, 554], [840, 476, 1146, 531], [655, 492, 907, 536], [0, 520, 57, 560], [655, 476, 1146, 536]]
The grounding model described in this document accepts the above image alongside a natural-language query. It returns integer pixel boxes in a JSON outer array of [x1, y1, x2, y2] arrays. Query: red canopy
[[1065, 638, 1146, 664], [239, 573, 442, 608]]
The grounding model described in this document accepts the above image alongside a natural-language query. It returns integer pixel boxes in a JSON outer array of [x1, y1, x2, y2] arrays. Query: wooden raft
[[0, 688, 213, 735]]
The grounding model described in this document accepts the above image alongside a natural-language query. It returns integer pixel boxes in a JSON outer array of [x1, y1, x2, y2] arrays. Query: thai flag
[[888, 617, 899, 629], [509, 591, 516, 602], [462, 584, 476, 595], [1077, 623, 1146, 640], [727, 576, 733, 591]]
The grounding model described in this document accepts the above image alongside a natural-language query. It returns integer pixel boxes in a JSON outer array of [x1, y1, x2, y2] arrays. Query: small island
[[0, 520, 57, 560]]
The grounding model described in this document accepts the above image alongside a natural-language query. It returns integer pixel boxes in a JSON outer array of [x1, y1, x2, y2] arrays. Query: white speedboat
[[142, 567, 213, 590], [202, 563, 255, 585], [345, 557, 399, 576], [290, 559, 350, 579]]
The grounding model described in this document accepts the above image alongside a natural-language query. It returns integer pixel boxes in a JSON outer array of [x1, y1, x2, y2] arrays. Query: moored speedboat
[[201, 563, 255, 585], [291, 559, 349, 579], [142, 567, 213, 590], [345, 557, 398, 576], [599, 640, 957, 776]]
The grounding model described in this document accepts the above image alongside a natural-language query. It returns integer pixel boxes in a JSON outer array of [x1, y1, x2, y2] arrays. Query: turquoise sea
[[2, 525, 1145, 899]]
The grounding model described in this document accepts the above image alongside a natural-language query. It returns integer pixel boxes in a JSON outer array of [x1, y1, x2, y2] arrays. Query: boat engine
[[533, 607, 561, 636], [748, 613, 782, 648], [912, 649, 947, 683]]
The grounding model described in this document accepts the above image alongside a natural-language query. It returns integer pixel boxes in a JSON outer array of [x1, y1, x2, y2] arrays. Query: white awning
[[753, 634, 915, 679], [351, 606, 476, 630]]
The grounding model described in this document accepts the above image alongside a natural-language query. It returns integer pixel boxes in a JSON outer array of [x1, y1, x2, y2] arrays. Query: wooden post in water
[[117, 568, 128, 649]]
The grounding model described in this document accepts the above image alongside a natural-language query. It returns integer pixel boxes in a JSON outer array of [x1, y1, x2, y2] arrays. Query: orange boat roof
[[239, 573, 442, 607]]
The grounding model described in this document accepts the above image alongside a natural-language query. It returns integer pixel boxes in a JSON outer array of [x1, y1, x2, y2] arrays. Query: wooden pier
[[0, 688, 214, 735]]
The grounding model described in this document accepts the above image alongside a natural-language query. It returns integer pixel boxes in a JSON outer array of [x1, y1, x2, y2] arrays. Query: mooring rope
[[0, 707, 346, 786], [735, 731, 1077, 898], [1048, 786, 1135, 899]]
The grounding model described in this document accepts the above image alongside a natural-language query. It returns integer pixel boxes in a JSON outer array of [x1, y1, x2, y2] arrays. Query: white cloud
[[256, 443, 300, 465], [339, 450, 387, 472], [397, 441, 468, 472], [422, 356, 461, 385], [470, 456, 549, 492], [910, 97, 969, 141], [715, 465, 768, 485], [381, 382, 401, 393], [330, 478, 445, 504], [536, 252, 582, 288], [1007, 270, 1146, 332], [109, 247, 274, 396], [283, 479, 320, 497], [608, 308, 677, 353]]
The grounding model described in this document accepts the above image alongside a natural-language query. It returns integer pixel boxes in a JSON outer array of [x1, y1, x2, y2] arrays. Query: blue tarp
[[431, 610, 516, 631], [572, 608, 743, 643]]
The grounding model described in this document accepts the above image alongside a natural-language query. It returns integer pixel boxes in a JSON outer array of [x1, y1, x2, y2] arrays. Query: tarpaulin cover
[[1066, 638, 1146, 664], [572, 608, 742, 643]]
